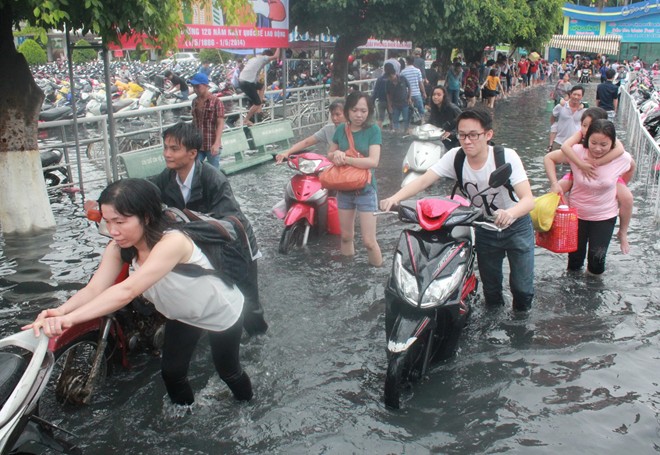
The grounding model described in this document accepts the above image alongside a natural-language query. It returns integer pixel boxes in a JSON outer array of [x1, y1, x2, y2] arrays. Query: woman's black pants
[[160, 316, 252, 405]]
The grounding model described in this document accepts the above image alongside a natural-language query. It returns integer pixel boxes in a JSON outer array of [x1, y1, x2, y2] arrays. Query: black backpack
[[451, 145, 517, 201], [164, 207, 252, 286]]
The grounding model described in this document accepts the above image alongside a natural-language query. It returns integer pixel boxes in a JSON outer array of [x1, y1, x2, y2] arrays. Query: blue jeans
[[475, 215, 535, 311], [197, 150, 220, 169], [448, 88, 460, 105], [410, 95, 425, 123], [337, 184, 377, 212], [391, 105, 410, 132]]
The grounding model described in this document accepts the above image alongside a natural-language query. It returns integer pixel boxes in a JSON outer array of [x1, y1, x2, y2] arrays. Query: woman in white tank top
[[24, 179, 252, 406]]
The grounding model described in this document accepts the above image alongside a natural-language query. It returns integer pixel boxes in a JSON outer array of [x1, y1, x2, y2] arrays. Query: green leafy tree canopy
[[17, 38, 46, 65], [72, 39, 97, 63]]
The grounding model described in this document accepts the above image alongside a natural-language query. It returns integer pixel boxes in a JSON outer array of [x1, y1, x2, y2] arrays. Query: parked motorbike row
[[627, 69, 660, 146], [34, 60, 244, 190]]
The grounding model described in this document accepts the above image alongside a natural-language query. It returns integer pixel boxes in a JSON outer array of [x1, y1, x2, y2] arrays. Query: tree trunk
[[0, 3, 55, 234], [329, 33, 369, 97], [436, 45, 452, 79]]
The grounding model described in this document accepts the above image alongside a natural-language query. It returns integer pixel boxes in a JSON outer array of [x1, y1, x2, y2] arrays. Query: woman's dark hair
[[328, 99, 345, 113], [430, 86, 452, 114], [583, 119, 616, 149], [456, 106, 493, 131], [429, 86, 460, 132], [581, 107, 608, 123], [98, 179, 169, 261], [344, 91, 374, 127]]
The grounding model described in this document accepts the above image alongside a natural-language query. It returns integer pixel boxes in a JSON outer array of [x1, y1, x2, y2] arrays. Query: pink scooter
[[273, 152, 341, 254]]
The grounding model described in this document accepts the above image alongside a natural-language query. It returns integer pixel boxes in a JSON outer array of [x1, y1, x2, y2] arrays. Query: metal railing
[[618, 85, 660, 222], [37, 79, 376, 196]]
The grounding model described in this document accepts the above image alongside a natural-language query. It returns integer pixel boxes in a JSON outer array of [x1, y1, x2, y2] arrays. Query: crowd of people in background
[[365, 49, 651, 137]]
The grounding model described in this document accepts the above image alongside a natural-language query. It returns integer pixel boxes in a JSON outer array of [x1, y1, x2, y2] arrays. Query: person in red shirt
[[190, 73, 224, 169], [518, 56, 530, 87], [529, 59, 539, 85]]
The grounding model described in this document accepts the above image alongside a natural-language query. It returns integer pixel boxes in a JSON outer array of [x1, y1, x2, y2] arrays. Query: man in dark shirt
[[151, 122, 268, 335], [596, 68, 619, 120], [164, 70, 189, 100], [371, 69, 390, 129], [413, 48, 428, 85], [385, 63, 411, 134]]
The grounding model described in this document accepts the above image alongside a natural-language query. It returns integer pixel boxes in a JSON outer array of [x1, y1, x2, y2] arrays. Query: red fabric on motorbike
[[416, 198, 461, 231]]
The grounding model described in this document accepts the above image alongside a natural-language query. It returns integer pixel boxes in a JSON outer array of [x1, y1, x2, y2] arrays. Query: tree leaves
[[293, 0, 563, 59]]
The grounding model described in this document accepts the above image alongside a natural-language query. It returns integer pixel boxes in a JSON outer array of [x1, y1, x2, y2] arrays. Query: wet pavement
[[1, 83, 659, 454]]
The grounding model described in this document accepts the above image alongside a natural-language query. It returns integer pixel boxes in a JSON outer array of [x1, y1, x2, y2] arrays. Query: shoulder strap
[[451, 148, 466, 197], [344, 124, 363, 158], [451, 146, 517, 201], [493, 146, 517, 201]]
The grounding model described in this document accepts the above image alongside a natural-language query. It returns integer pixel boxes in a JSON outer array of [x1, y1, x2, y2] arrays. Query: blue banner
[[563, 1, 660, 23], [606, 16, 660, 43]]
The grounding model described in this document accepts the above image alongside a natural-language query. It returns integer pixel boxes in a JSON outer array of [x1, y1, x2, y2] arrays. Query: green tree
[[200, 49, 220, 64], [72, 39, 97, 63], [17, 38, 46, 65], [294, 0, 563, 86], [291, 0, 440, 96], [0, 0, 190, 234], [421, 0, 563, 67]]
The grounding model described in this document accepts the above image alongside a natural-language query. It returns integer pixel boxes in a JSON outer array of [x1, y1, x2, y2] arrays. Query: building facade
[[554, 1, 660, 63]]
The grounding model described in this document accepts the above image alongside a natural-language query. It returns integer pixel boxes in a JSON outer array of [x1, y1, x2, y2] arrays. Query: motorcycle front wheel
[[43, 172, 61, 187], [384, 336, 426, 409], [278, 219, 309, 254], [39, 332, 109, 422]]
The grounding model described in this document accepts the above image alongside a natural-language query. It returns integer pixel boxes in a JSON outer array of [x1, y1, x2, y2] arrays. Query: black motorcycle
[[383, 164, 512, 409], [40, 148, 69, 188]]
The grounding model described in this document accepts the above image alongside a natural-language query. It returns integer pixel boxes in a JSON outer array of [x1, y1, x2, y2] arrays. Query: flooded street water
[[1, 84, 659, 454]]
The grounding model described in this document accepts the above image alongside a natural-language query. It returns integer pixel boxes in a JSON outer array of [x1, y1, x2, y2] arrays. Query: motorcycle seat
[[0, 352, 27, 407], [39, 106, 72, 121], [41, 149, 62, 167]]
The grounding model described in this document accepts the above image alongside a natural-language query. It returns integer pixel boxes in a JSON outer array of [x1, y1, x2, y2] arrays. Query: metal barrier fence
[[38, 80, 375, 196], [618, 85, 660, 222]]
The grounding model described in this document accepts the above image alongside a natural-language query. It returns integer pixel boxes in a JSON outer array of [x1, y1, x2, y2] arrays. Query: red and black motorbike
[[383, 163, 512, 409], [273, 152, 341, 254], [41, 209, 165, 412]]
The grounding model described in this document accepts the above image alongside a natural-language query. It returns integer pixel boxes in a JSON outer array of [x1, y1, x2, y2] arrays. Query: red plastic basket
[[535, 201, 578, 253]]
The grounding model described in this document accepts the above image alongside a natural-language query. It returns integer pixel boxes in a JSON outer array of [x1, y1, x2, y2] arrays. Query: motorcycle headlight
[[393, 253, 419, 305], [420, 264, 465, 308], [298, 158, 322, 174]]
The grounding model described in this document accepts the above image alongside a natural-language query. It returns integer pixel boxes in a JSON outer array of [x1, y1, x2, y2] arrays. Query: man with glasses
[[380, 106, 535, 311]]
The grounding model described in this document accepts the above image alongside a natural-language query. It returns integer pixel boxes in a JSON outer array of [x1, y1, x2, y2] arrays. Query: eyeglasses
[[457, 131, 487, 141]]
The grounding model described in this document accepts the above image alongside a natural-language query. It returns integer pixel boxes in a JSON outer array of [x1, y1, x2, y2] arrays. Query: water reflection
[[1, 229, 57, 287], [1, 85, 659, 453]]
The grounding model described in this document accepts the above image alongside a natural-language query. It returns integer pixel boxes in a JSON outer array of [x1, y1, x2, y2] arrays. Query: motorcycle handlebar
[[472, 220, 502, 232]]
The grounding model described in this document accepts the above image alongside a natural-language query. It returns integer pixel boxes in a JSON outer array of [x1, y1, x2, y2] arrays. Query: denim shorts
[[337, 185, 378, 212]]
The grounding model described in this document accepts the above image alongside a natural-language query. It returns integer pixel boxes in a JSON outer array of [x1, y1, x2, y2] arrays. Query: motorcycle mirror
[[488, 163, 512, 188]]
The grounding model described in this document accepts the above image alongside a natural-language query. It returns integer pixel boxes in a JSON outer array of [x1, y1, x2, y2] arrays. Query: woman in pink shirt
[[544, 119, 633, 274]]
